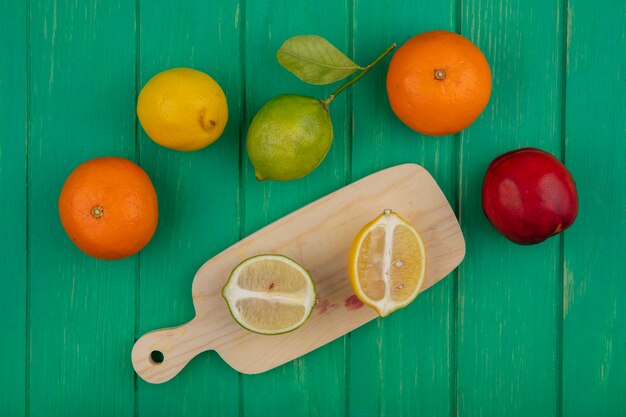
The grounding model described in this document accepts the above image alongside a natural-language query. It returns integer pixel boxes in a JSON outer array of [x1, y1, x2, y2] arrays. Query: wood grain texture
[[349, 1, 458, 416], [240, 1, 352, 415], [27, 0, 137, 415], [132, 164, 464, 381], [457, 0, 564, 415], [0, 1, 27, 415], [135, 0, 241, 416], [562, 1, 626, 415]]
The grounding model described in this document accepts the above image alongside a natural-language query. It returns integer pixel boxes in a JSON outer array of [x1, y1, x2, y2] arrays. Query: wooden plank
[[348, 1, 457, 415], [240, 1, 351, 415], [135, 0, 241, 415], [132, 164, 464, 382], [562, 1, 626, 415], [457, 0, 564, 415], [0, 1, 27, 415], [27, 0, 136, 415]]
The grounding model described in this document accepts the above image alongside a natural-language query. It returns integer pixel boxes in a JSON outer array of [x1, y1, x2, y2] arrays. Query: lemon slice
[[222, 254, 317, 335], [349, 209, 426, 317]]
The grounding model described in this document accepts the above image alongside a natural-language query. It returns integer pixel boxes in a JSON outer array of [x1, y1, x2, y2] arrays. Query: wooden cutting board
[[132, 164, 465, 383]]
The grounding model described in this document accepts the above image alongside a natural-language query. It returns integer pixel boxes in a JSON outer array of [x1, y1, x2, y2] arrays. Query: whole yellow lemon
[[137, 68, 228, 151]]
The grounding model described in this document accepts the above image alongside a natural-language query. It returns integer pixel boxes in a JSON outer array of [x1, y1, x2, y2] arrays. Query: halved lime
[[222, 254, 317, 335]]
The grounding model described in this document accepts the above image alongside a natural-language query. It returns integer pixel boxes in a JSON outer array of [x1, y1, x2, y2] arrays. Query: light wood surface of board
[[132, 164, 465, 383]]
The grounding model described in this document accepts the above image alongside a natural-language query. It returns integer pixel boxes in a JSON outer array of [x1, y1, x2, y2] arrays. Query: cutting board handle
[[132, 317, 208, 384]]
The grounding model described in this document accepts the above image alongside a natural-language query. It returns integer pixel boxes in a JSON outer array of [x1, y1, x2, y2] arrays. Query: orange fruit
[[386, 30, 492, 136], [348, 209, 426, 317], [58, 157, 158, 260]]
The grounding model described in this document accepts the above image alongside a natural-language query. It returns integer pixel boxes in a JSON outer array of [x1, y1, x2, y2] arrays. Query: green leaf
[[277, 35, 362, 85]]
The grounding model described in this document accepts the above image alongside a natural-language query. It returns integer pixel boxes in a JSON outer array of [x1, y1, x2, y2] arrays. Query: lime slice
[[222, 254, 317, 335]]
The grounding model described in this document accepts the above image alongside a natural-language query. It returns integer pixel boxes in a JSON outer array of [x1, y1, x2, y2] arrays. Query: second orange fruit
[[58, 157, 158, 260], [386, 30, 492, 136]]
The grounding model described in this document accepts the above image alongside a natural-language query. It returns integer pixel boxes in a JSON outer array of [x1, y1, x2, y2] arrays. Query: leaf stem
[[322, 43, 396, 107]]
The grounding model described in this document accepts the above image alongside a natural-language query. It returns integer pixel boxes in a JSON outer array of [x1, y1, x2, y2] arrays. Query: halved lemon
[[349, 209, 426, 317], [222, 254, 317, 335]]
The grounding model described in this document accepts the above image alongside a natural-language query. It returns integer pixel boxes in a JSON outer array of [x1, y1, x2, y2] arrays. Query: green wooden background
[[1, 0, 625, 415]]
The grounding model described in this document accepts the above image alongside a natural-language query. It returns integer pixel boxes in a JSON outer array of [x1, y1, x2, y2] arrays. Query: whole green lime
[[246, 94, 333, 181]]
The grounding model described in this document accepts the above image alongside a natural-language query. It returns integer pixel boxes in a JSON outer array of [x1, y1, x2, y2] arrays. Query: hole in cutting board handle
[[150, 350, 164, 364]]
